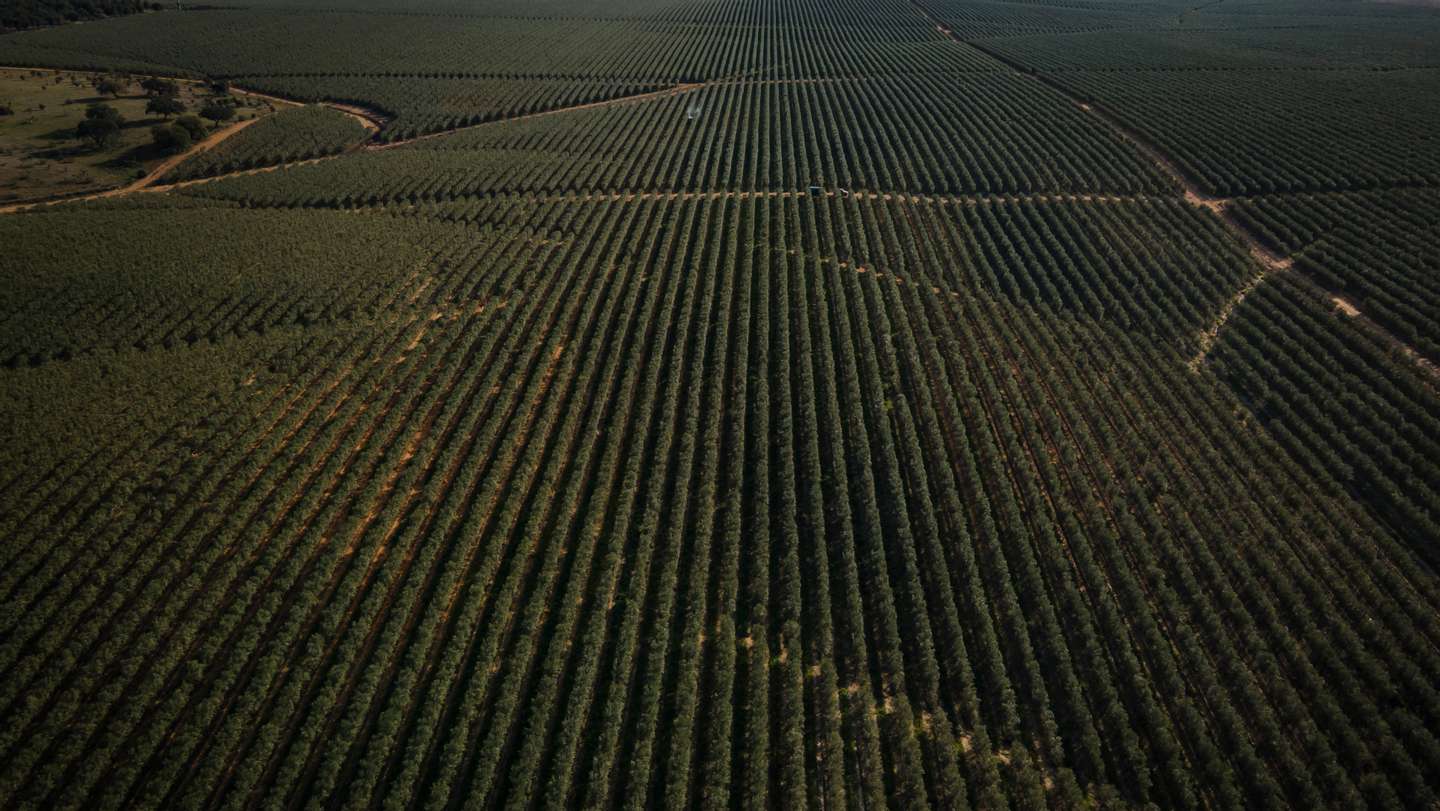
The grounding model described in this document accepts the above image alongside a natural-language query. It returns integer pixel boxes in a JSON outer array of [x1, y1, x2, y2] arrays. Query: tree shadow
[[36, 126, 80, 142], [32, 143, 92, 160], [101, 142, 164, 168]]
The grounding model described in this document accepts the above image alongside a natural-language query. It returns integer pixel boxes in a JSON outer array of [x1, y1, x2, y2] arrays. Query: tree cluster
[[0, 1, 158, 32], [150, 114, 204, 153]]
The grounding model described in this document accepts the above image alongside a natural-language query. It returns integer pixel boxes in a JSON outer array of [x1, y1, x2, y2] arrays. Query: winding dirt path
[[0, 66, 319, 212], [910, 2, 1280, 334], [232, 89, 386, 132], [9, 51, 1440, 385], [327, 103, 384, 132], [140, 117, 262, 186], [1061, 79, 1436, 378], [0, 115, 262, 214], [1314, 285, 1440, 381], [1, 80, 702, 211], [904, 9, 1440, 379], [1187, 254, 1292, 372]]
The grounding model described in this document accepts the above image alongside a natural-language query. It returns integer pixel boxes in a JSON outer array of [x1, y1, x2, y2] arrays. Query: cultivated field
[[1, 0, 1439, 809]]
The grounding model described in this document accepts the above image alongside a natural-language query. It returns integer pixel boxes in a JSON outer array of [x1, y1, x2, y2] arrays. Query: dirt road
[[0, 115, 261, 213]]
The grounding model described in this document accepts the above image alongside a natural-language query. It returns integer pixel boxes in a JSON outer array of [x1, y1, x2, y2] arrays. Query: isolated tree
[[150, 122, 192, 153], [209, 79, 230, 94], [77, 103, 124, 149], [200, 100, 235, 124], [140, 77, 179, 97], [174, 114, 207, 140], [147, 95, 185, 119], [85, 102, 123, 123], [0, 102, 12, 117], [77, 116, 120, 149], [94, 77, 124, 98]]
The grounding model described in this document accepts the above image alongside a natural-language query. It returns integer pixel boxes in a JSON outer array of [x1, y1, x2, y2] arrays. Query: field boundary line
[[0, 80, 702, 212], [905, 12, 1440, 380], [369, 82, 703, 149]]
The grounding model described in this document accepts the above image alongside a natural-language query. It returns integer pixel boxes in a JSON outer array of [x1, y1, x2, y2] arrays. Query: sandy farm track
[[0, 115, 265, 213], [0, 78, 702, 212]]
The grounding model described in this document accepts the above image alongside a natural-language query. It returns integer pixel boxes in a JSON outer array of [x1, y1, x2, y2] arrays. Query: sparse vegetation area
[[0, 67, 274, 202]]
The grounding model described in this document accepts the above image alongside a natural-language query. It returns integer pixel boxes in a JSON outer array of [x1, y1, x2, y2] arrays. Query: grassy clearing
[[0, 68, 278, 202]]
